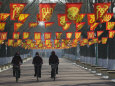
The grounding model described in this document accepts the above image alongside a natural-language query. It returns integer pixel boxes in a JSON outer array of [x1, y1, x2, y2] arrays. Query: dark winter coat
[[49, 54, 59, 65], [11, 56, 23, 65], [32, 55, 43, 65]]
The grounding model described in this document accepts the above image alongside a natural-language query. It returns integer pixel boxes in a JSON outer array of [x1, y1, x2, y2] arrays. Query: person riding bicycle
[[32, 52, 43, 78], [11, 52, 23, 77], [49, 51, 59, 78]]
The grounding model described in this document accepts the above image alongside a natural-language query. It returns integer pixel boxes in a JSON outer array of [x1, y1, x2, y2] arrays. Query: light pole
[[5, 45, 7, 56], [107, 43, 109, 68], [95, 43, 98, 65]]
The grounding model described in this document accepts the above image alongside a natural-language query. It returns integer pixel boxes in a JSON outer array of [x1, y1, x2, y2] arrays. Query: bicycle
[[13, 65, 20, 83], [35, 64, 42, 82], [51, 64, 58, 81]]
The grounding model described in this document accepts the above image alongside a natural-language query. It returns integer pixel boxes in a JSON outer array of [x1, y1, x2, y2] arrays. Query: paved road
[[0, 58, 115, 86]]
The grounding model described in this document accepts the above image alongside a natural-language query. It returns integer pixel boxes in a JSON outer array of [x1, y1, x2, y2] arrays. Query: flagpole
[[95, 0, 98, 66], [107, 42, 109, 68]]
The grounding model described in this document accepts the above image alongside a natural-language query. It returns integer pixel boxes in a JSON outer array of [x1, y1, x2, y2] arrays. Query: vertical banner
[[36, 40, 41, 45], [80, 40, 86, 46], [92, 38, 98, 43], [66, 32, 72, 39], [23, 32, 30, 39], [44, 32, 51, 40], [106, 22, 115, 30], [66, 3, 82, 21], [62, 22, 71, 31], [0, 22, 6, 31], [39, 3, 56, 21], [54, 39, 60, 48], [82, 38, 88, 44], [34, 32, 41, 40], [29, 22, 38, 28], [76, 22, 85, 31], [88, 40, 94, 46], [22, 42, 27, 48], [100, 13, 113, 23], [102, 37, 108, 44], [10, 3, 27, 20], [72, 39, 78, 47], [109, 30, 115, 38], [17, 39, 22, 46], [38, 42, 43, 48], [30, 43, 35, 49], [87, 31, 95, 39], [18, 14, 30, 22], [94, 3, 111, 21], [97, 31, 104, 37], [45, 40, 52, 48], [13, 42, 18, 47], [75, 14, 85, 23], [13, 32, 20, 39], [90, 23, 99, 31], [14, 23, 23, 32], [66, 40, 72, 48], [0, 13, 10, 21], [80, 42, 85, 46], [63, 39, 71, 46], [45, 22, 54, 28], [55, 32, 62, 39], [8, 39, 14, 46], [26, 39, 32, 45], [0, 32, 7, 40], [0, 40, 4, 44], [23, 44, 28, 49], [57, 14, 68, 26], [75, 32, 81, 40], [87, 13, 95, 25], [61, 42, 66, 49]]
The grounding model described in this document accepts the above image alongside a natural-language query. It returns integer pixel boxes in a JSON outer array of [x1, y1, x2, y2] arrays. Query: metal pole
[[95, 43, 98, 65], [107, 43, 109, 68], [6, 45, 7, 57]]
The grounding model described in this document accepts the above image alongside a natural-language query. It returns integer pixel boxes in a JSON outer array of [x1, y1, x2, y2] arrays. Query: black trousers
[[34, 65, 42, 77], [51, 66, 58, 77], [13, 66, 20, 77]]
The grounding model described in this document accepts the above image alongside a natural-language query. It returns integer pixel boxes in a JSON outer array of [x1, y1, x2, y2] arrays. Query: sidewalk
[[0, 58, 115, 86]]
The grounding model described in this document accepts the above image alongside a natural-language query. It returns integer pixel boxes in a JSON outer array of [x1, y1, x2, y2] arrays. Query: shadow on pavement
[[0, 78, 111, 85], [60, 82, 115, 86]]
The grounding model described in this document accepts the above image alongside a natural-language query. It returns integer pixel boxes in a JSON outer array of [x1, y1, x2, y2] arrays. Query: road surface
[[0, 58, 115, 86]]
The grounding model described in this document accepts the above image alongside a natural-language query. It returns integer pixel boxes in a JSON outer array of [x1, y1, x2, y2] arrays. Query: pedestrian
[[32, 52, 43, 78], [49, 51, 59, 78]]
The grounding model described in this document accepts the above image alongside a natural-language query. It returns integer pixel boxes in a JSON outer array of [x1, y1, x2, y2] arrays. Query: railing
[[0, 54, 30, 65], [0, 56, 32, 72]]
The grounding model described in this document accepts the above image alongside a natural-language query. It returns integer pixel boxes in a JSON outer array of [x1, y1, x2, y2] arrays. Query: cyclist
[[11, 52, 23, 77], [49, 51, 59, 78], [32, 52, 43, 78]]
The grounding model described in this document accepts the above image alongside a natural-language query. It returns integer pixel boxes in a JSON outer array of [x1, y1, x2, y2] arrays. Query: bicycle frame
[[51, 64, 58, 81], [13, 65, 20, 83], [35, 64, 42, 82]]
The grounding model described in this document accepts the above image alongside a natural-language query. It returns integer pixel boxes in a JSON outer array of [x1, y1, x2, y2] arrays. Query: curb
[[65, 57, 115, 82]]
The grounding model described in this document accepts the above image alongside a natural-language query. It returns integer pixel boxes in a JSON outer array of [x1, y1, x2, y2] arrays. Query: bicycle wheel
[[53, 69, 56, 81], [16, 70, 19, 83], [36, 69, 39, 82], [54, 76, 55, 81], [37, 76, 39, 82]]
